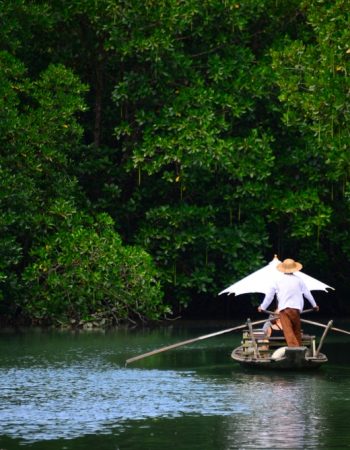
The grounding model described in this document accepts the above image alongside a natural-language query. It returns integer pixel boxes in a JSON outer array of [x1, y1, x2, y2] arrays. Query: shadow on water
[[0, 321, 350, 449]]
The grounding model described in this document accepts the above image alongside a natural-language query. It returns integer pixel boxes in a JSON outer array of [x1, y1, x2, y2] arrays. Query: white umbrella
[[219, 255, 334, 296]]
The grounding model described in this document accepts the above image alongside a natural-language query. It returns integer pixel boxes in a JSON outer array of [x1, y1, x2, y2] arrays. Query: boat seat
[[241, 329, 317, 358]]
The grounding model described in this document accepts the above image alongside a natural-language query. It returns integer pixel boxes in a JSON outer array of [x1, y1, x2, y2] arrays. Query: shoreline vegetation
[[1, 1, 349, 326]]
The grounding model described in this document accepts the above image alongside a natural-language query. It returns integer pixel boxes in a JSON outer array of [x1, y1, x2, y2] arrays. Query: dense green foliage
[[23, 213, 166, 325], [0, 0, 349, 324]]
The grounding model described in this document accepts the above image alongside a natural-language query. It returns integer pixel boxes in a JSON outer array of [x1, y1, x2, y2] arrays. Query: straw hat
[[277, 258, 302, 273]]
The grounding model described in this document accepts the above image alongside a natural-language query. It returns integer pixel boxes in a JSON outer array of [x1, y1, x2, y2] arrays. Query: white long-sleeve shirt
[[259, 273, 317, 312]]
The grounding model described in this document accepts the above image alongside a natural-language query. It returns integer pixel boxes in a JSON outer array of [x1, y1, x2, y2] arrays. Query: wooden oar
[[301, 308, 315, 315], [301, 318, 350, 336], [315, 320, 333, 356], [263, 308, 315, 316], [125, 318, 269, 365]]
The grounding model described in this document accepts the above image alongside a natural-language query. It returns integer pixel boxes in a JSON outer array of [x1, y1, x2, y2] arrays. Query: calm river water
[[0, 320, 350, 449]]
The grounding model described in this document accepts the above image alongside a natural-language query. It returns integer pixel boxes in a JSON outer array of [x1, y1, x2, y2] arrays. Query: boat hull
[[231, 345, 327, 370]]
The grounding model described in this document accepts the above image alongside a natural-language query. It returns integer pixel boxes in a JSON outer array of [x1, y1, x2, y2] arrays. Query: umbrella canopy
[[219, 255, 334, 296]]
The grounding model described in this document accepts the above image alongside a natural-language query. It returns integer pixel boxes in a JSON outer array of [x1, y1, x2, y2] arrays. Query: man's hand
[[313, 305, 319, 312], [257, 306, 262, 313]]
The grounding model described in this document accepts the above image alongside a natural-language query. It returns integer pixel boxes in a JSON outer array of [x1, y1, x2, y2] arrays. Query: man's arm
[[258, 286, 276, 312], [301, 281, 319, 310]]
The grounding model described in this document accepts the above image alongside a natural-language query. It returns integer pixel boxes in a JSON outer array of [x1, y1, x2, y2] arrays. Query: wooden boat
[[125, 316, 350, 369], [231, 321, 329, 370]]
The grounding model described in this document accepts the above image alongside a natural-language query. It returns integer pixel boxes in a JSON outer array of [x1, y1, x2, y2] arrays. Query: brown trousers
[[279, 308, 302, 347]]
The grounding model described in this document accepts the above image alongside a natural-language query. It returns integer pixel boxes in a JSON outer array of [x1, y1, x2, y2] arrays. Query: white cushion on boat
[[271, 346, 287, 360]]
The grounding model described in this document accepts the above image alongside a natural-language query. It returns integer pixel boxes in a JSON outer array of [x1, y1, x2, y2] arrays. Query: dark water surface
[[1, 320, 350, 449]]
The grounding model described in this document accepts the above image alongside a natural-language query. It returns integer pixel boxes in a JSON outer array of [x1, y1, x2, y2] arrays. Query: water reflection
[[0, 326, 350, 449], [221, 372, 325, 449]]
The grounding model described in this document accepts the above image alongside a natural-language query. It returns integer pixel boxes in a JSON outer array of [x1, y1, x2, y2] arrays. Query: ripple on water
[[0, 365, 249, 442]]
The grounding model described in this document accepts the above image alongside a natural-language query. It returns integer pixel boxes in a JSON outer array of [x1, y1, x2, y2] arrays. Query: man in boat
[[257, 258, 319, 347]]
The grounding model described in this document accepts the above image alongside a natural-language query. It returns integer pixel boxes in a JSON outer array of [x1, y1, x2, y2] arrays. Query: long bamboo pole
[[301, 318, 350, 336], [125, 318, 269, 365]]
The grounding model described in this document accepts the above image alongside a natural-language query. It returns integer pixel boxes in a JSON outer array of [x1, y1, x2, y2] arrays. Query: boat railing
[[241, 329, 317, 359]]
